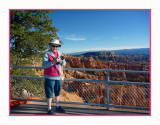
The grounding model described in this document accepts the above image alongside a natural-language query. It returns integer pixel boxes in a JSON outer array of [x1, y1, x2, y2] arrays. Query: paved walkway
[[10, 101, 150, 116]]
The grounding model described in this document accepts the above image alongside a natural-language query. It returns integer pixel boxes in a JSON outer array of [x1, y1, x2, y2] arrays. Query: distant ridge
[[111, 48, 150, 55], [67, 48, 150, 56]]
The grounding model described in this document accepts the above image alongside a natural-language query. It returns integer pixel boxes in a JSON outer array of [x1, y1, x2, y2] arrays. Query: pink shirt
[[44, 51, 60, 76]]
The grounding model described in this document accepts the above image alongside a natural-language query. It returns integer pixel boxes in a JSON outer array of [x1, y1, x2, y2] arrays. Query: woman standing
[[42, 39, 66, 115]]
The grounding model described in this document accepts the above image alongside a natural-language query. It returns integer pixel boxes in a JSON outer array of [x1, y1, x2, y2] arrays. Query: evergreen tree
[[10, 10, 59, 65]]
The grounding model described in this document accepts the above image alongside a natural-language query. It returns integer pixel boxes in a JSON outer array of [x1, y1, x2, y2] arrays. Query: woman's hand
[[53, 57, 60, 64]]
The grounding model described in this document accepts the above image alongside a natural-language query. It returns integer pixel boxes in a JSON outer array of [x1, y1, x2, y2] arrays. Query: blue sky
[[49, 10, 150, 54]]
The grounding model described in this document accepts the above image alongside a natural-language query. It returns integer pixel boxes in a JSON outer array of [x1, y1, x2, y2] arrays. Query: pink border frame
[[9, 9, 151, 117]]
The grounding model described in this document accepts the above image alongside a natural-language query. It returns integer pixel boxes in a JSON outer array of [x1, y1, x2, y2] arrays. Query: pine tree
[[10, 10, 60, 65]]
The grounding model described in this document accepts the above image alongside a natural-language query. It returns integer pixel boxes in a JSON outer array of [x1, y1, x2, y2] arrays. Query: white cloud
[[65, 37, 86, 41], [112, 36, 120, 40], [112, 36, 126, 40], [64, 34, 86, 41]]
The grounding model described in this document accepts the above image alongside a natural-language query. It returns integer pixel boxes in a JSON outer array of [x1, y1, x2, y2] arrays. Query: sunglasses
[[52, 45, 59, 47]]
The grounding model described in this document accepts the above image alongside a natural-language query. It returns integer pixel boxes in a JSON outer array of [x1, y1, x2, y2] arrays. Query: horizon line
[[64, 47, 149, 54]]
